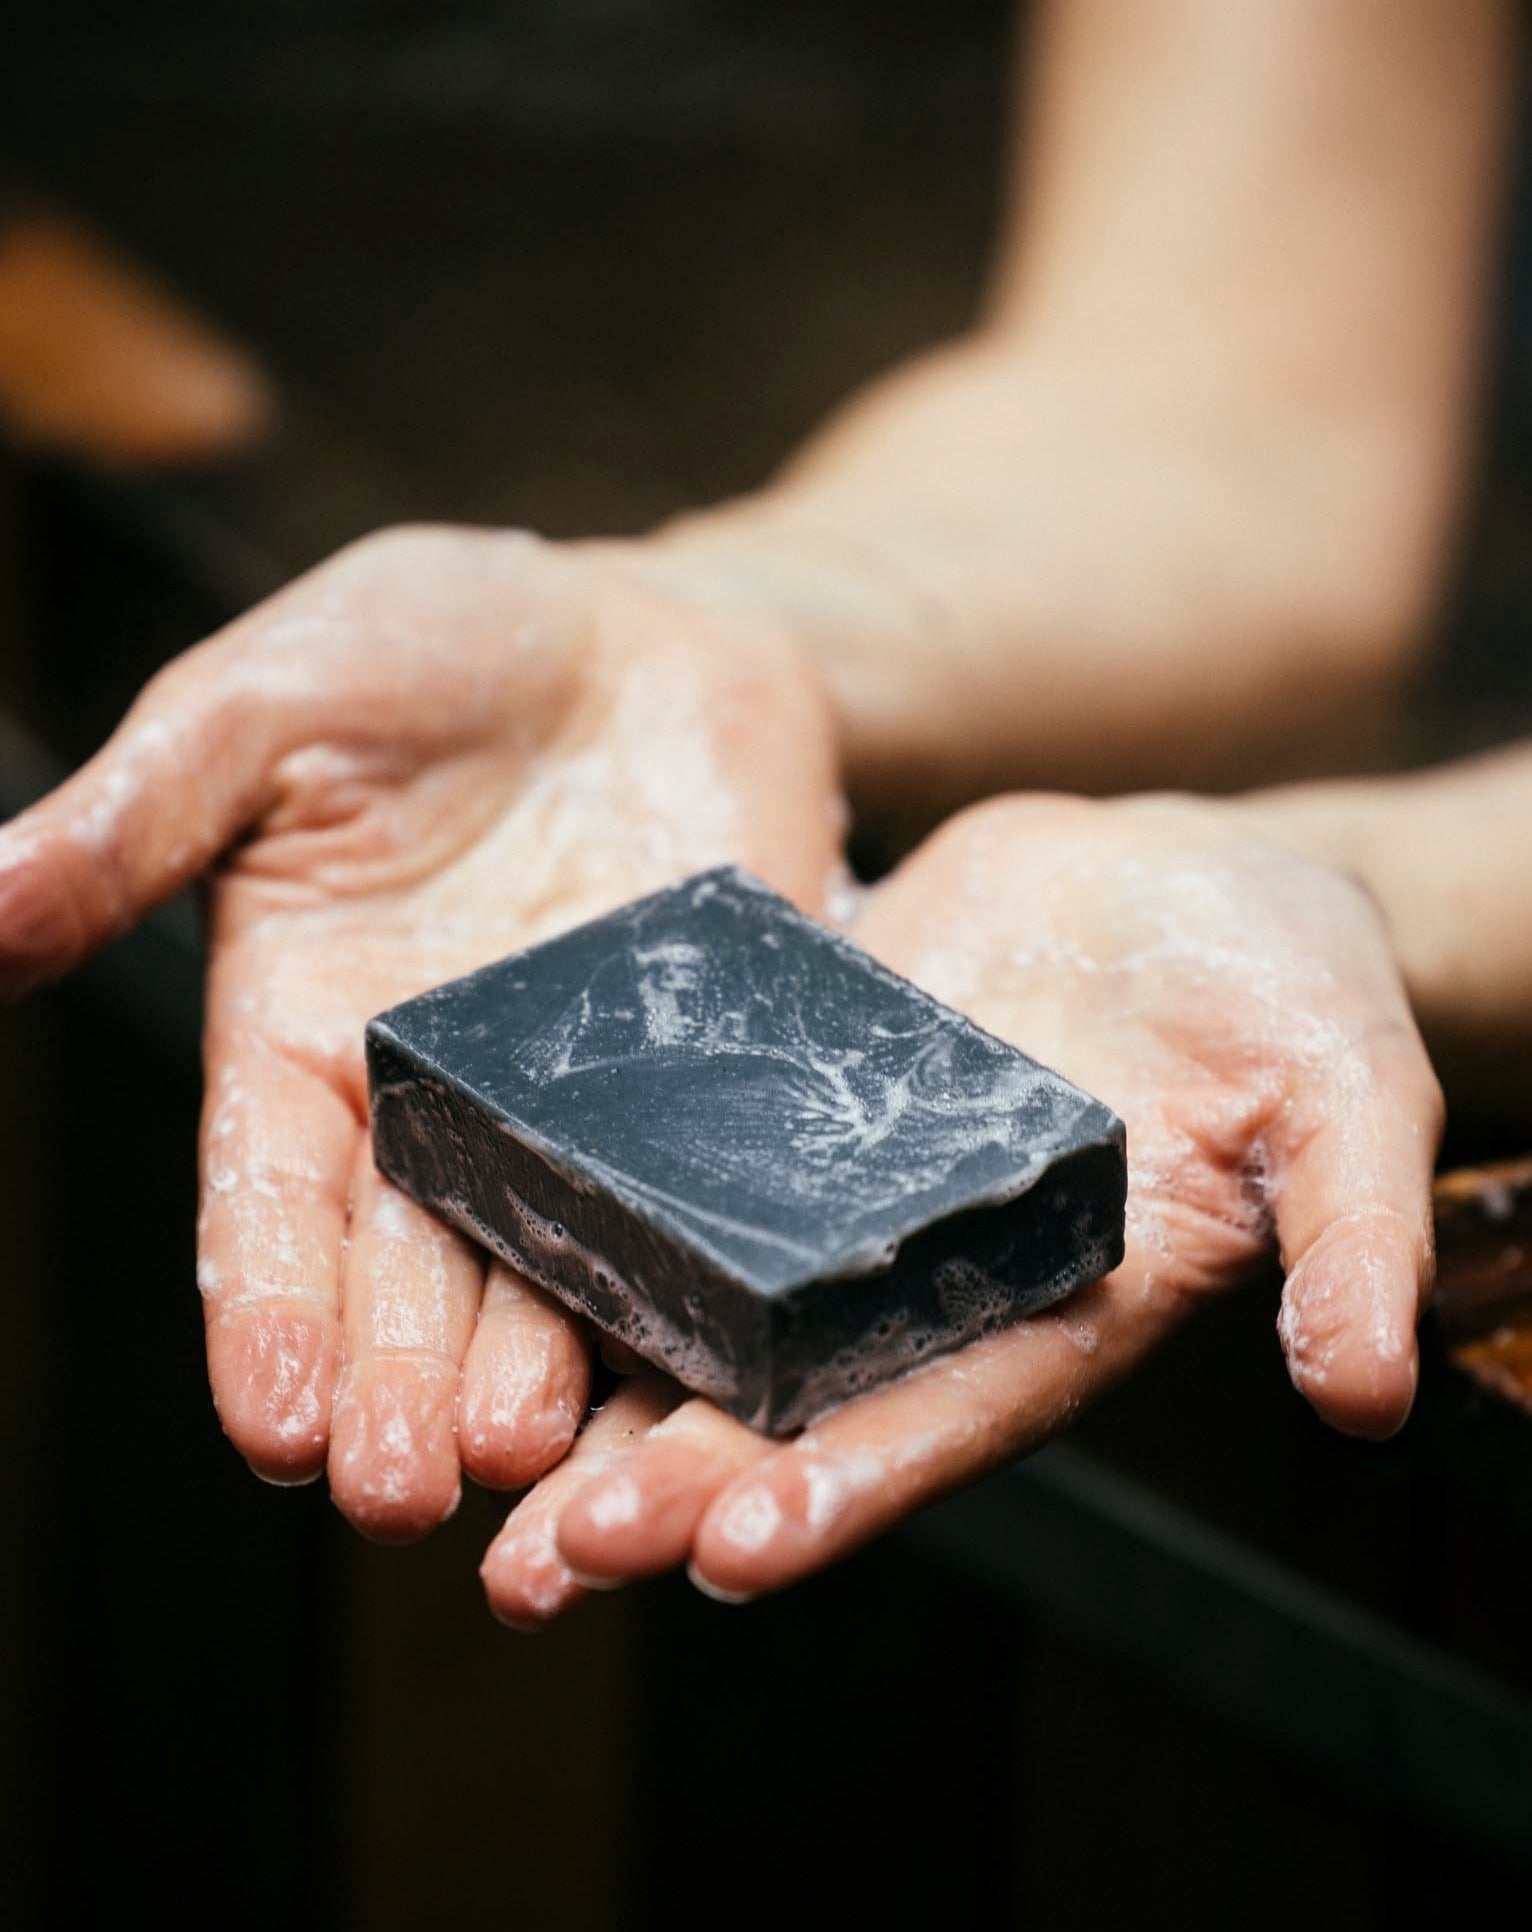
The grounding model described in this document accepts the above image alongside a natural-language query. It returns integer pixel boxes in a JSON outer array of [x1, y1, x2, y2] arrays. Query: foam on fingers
[[1271, 1030, 1439, 1439], [480, 1373, 681, 1629], [197, 1046, 356, 1482], [458, 1264, 591, 1490], [205, 1301, 338, 1483], [688, 1292, 1147, 1598], [0, 652, 282, 996], [327, 1163, 484, 1539], [556, 1399, 769, 1584], [1278, 1207, 1423, 1438], [329, 1351, 465, 1540]]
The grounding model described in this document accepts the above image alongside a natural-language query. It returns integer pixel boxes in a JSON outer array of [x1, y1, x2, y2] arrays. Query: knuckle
[[332, 521, 544, 575], [1417, 1064, 1448, 1141], [338, 520, 448, 564], [931, 792, 1093, 862], [1362, 1017, 1446, 1135]]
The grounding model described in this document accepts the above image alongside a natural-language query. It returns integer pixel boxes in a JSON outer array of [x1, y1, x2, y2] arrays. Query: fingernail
[[487, 1603, 546, 1634], [687, 1561, 756, 1606], [565, 1565, 626, 1592], [253, 1465, 325, 1490]]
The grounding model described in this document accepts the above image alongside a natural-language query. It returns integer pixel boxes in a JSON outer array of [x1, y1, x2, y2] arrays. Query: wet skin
[[0, 532, 1440, 1605], [499, 793, 1441, 1619], [0, 526, 841, 1538]]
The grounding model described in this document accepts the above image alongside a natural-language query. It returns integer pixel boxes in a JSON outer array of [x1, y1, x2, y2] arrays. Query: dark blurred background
[[2, 5, 1532, 1927]]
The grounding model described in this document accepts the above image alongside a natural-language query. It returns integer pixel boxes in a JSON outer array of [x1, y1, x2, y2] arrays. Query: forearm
[[1239, 742, 1532, 1127], [651, 0, 1512, 835], [997, 0, 1510, 395]]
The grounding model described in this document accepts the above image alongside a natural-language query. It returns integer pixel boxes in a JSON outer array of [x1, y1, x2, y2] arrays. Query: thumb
[[1273, 1026, 1444, 1440], [0, 642, 281, 996]]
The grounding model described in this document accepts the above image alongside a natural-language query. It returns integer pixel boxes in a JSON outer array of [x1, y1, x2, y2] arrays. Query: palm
[[493, 795, 1442, 1622], [2, 526, 842, 1533], [864, 796, 1419, 1310]]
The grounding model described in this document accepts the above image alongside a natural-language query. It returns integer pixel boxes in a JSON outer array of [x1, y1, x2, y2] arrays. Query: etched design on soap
[[366, 865, 1128, 1434]]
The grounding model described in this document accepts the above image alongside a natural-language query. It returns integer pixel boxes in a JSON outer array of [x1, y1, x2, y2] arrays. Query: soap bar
[[366, 867, 1126, 1435]]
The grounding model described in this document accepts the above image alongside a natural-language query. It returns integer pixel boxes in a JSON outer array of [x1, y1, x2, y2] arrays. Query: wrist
[[1231, 767, 1532, 1124], [624, 486, 963, 838]]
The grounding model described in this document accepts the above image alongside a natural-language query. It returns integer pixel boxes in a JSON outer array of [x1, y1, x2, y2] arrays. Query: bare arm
[[1241, 739, 1532, 1130], [649, 0, 1514, 838]]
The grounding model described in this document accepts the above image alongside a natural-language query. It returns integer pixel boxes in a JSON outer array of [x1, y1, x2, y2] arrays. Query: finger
[[597, 1337, 648, 1376], [690, 1278, 1156, 1601], [1274, 1029, 1444, 1440], [327, 1157, 486, 1541], [555, 1399, 771, 1587], [0, 641, 284, 996], [198, 1042, 357, 1484], [480, 1374, 681, 1632], [458, 1264, 592, 1491]]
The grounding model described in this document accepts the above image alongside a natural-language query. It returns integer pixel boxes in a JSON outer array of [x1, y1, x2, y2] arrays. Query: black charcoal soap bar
[[366, 867, 1126, 1435]]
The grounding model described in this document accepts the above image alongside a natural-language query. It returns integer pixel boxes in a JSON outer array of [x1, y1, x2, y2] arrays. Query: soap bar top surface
[[367, 866, 1121, 1296]]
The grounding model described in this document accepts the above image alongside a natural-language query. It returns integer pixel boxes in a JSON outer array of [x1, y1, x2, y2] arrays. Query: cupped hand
[[0, 525, 842, 1536], [484, 793, 1442, 1621]]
